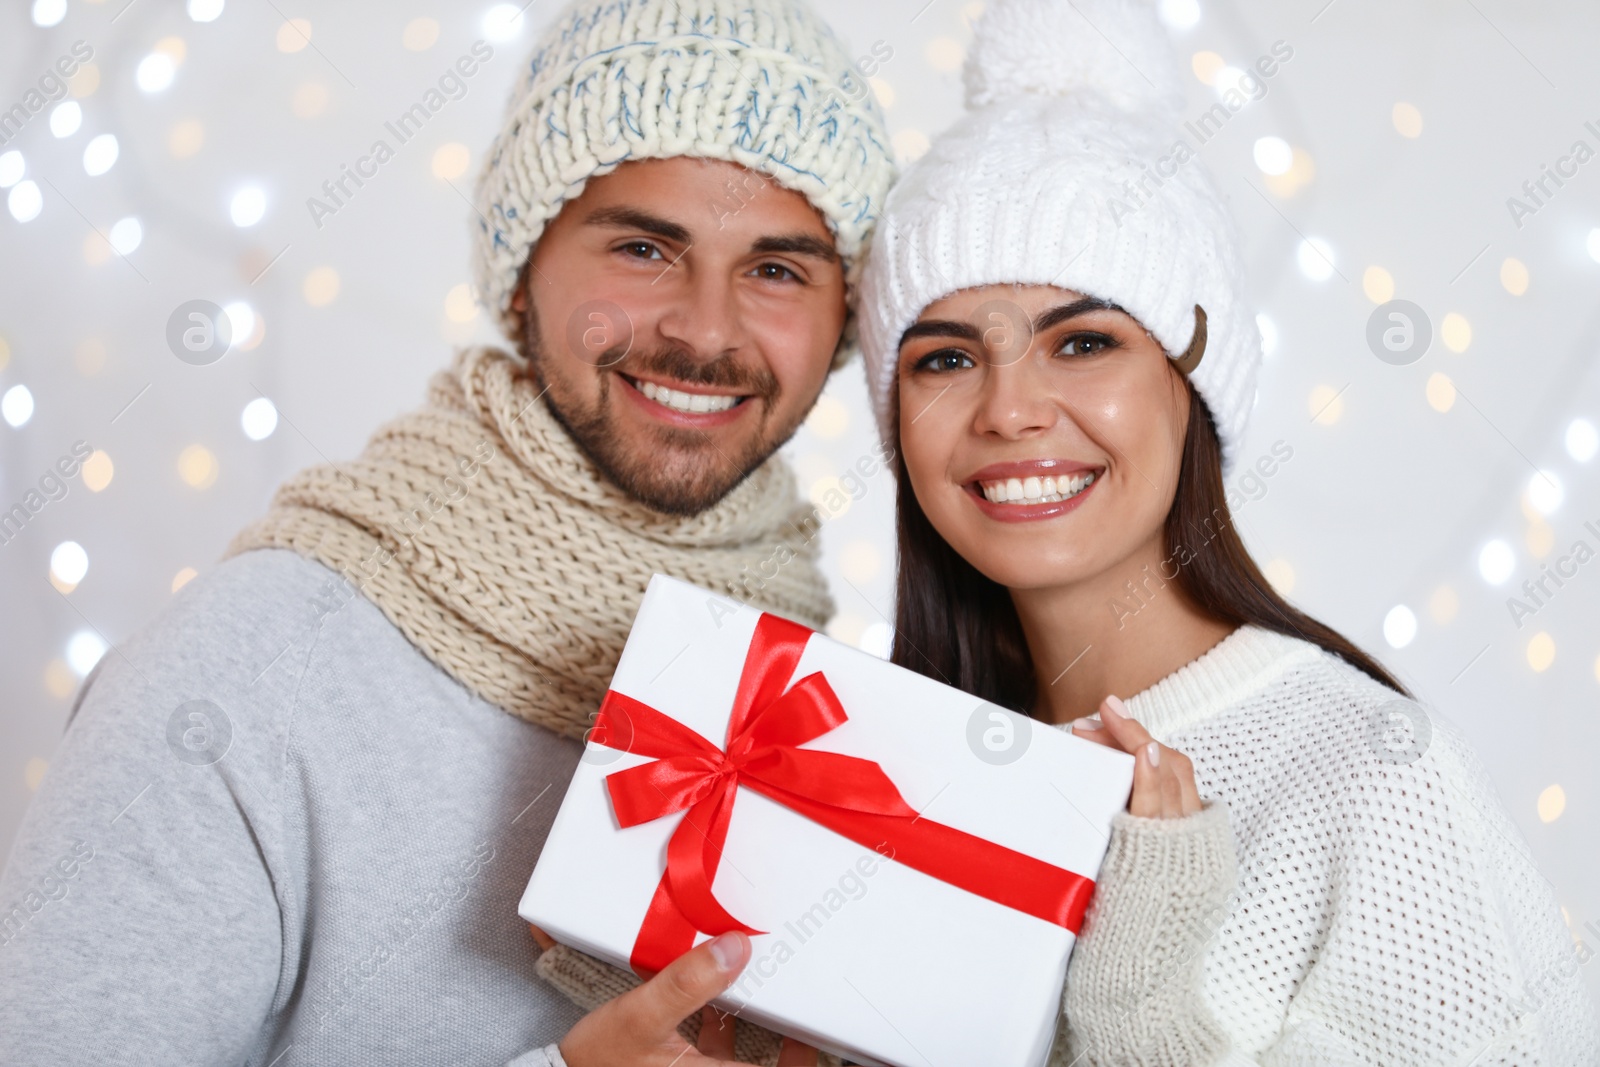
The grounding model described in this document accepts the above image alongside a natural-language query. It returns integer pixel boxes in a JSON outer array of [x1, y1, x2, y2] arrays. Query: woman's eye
[[912, 349, 975, 373], [620, 241, 663, 260], [753, 262, 799, 282], [1058, 333, 1117, 357]]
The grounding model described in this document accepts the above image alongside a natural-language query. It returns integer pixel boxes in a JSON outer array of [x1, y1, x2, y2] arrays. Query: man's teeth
[[636, 379, 742, 414], [979, 471, 1097, 504]]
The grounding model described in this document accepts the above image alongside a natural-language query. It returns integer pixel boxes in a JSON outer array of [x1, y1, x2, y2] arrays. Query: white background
[[1, 0, 1597, 1012]]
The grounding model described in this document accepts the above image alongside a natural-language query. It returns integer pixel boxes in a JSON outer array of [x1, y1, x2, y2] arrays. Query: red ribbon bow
[[591, 613, 1096, 975]]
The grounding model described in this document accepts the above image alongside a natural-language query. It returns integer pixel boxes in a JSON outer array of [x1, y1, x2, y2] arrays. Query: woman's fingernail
[[1072, 716, 1103, 731], [708, 931, 747, 972], [1145, 741, 1161, 767], [1104, 694, 1127, 718]]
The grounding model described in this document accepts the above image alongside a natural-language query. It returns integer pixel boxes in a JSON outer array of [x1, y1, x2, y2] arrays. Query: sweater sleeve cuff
[[533, 944, 642, 1014], [1063, 798, 1238, 1067]]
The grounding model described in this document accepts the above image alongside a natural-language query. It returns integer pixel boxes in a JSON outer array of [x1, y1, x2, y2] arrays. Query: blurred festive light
[[0, 151, 23, 188], [1440, 312, 1471, 352], [168, 119, 204, 157], [51, 541, 89, 586], [66, 630, 107, 677], [230, 186, 266, 227], [2, 384, 35, 427], [82, 450, 113, 491], [1588, 228, 1600, 264], [241, 397, 278, 441], [859, 622, 894, 660], [891, 129, 930, 164], [1500, 257, 1529, 295], [1190, 50, 1224, 85], [1392, 102, 1423, 138], [1263, 146, 1316, 197], [8, 180, 43, 222], [303, 266, 341, 306], [403, 17, 440, 50], [1362, 265, 1395, 303], [108, 216, 142, 255], [1158, 0, 1201, 30], [49, 101, 83, 138], [32, 0, 67, 27], [1538, 784, 1566, 823], [1252, 136, 1292, 176], [178, 445, 219, 489], [44, 659, 76, 699], [1308, 384, 1343, 425], [1528, 471, 1563, 515], [1527, 632, 1556, 672], [154, 36, 188, 64], [137, 52, 176, 93], [444, 283, 478, 322], [805, 394, 849, 439], [277, 18, 313, 53], [1261, 559, 1294, 595], [870, 78, 894, 108], [82, 133, 118, 175], [172, 567, 199, 592], [187, 0, 224, 21], [432, 142, 470, 180], [1478, 539, 1515, 585], [1428, 585, 1458, 624], [482, 4, 526, 40], [1382, 605, 1417, 649], [292, 82, 329, 119], [844, 534, 883, 585], [1425, 372, 1456, 412], [1566, 417, 1598, 462], [1256, 313, 1277, 357], [1296, 237, 1335, 281], [925, 38, 964, 73], [68, 63, 100, 98], [223, 301, 256, 342]]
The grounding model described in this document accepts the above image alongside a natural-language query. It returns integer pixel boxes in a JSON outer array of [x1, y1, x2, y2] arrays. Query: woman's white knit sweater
[[1051, 623, 1599, 1066]]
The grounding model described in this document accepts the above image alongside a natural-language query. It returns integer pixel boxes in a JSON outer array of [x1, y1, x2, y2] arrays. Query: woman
[[853, 0, 1599, 1063]]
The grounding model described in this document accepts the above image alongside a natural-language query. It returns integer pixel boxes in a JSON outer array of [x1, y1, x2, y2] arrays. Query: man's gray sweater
[[0, 549, 585, 1065]]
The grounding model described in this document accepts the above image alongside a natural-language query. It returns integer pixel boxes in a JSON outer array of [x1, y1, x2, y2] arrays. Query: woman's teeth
[[635, 378, 742, 414], [979, 471, 1096, 504]]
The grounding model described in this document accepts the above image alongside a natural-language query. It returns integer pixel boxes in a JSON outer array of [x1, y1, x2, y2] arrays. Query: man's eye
[[912, 349, 975, 373], [620, 241, 662, 260], [753, 262, 798, 282]]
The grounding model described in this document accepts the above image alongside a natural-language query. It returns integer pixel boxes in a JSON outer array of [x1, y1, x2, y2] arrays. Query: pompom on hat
[[471, 0, 897, 367], [859, 0, 1264, 475]]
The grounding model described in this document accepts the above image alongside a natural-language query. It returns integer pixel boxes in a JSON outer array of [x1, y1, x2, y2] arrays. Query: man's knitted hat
[[858, 0, 1262, 474], [471, 0, 896, 366]]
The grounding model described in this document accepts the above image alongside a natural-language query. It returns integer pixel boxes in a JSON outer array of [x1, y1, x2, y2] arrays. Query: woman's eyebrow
[[899, 319, 982, 347], [1034, 297, 1127, 333]]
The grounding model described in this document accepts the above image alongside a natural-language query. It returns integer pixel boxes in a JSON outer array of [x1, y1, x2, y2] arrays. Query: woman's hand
[[1070, 695, 1200, 819], [529, 924, 821, 1064]]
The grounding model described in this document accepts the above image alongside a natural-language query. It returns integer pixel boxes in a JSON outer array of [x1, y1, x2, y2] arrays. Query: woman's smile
[[961, 458, 1105, 523]]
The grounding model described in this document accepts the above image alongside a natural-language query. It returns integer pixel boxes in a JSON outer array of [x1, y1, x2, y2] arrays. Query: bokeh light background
[[2, 0, 1598, 1008]]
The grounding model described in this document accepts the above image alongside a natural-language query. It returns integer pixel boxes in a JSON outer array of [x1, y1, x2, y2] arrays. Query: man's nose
[[656, 267, 745, 361]]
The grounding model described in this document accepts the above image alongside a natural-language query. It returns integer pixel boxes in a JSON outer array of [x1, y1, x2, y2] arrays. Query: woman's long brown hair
[[888, 383, 1411, 712]]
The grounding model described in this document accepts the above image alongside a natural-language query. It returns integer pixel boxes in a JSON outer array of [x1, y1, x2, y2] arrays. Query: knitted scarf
[[227, 344, 835, 742]]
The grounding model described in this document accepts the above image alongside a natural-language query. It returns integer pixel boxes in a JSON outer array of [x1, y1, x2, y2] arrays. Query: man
[[0, 1, 894, 1064]]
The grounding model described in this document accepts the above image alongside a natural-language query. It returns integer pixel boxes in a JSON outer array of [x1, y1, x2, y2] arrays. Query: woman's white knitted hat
[[471, 0, 896, 365], [858, 0, 1262, 474]]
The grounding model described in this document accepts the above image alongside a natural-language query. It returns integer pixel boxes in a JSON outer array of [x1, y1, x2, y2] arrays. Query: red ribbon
[[591, 613, 1097, 976]]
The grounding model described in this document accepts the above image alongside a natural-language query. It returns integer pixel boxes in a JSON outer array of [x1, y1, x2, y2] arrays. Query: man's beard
[[521, 303, 803, 516]]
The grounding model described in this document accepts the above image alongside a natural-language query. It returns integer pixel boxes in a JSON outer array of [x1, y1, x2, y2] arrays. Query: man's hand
[[537, 926, 819, 1065]]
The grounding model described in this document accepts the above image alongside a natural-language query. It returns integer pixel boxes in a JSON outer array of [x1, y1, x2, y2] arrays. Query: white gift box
[[519, 575, 1134, 1067]]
